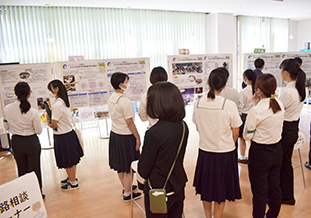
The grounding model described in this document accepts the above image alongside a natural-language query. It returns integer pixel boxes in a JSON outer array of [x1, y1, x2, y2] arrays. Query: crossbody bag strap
[[148, 121, 186, 190]]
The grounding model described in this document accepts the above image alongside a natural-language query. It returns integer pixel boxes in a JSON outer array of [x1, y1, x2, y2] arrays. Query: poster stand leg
[[97, 119, 110, 139], [41, 128, 54, 150]]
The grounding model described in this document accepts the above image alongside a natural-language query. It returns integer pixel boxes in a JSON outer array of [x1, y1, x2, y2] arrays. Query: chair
[[293, 131, 306, 188], [130, 160, 145, 218]]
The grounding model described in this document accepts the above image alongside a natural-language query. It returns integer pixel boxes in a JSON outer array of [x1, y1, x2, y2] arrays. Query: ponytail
[[243, 69, 257, 94], [280, 58, 306, 102], [269, 95, 281, 114], [207, 67, 228, 99], [256, 74, 281, 114], [19, 97, 31, 114], [296, 68, 306, 102], [14, 82, 31, 114], [208, 89, 215, 99]]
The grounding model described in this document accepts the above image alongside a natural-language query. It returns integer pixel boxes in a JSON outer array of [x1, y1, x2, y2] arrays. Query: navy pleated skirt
[[193, 148, 241, 203], [109, 131, 140, 173], [54, 130, 84, 169]]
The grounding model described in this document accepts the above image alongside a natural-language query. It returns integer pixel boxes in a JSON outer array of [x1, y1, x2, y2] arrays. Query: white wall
[[288, 20, 298, 52], [297, 19, 311, 50], [206, 13, 238, 88]]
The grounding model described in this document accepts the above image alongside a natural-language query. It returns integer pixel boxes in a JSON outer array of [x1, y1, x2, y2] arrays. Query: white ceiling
[[2, 0, 311, 21]]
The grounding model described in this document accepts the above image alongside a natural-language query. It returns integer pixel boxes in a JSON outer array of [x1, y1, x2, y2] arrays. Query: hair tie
[[270, 94, 275, 99]]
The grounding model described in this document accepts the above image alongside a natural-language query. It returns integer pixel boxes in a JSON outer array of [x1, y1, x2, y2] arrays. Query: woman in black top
[[138, 82, 189, 218]]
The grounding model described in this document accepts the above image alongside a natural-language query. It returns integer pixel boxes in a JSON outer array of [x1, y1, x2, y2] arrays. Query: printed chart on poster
[[55, 58, 149, 119], [244, 52, 311, 88], [0, 64, 53, 124], [167, 54, 232, 104], [105, 58, 149, 102]]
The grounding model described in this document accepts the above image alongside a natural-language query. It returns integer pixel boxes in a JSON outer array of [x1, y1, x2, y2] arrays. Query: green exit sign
[[254, 48, 266, 53]]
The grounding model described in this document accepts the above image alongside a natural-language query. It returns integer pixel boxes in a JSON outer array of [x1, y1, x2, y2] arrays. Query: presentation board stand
[[39, 127, 54, 150], [55, 58, 150, 140], [97, 118, 110, 139]]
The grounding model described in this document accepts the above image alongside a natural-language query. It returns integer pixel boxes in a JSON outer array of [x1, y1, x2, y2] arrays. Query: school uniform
[[52, 98, 83, 169], [279, 81, 303, 204], [238, 85, 255, 137], [220, 87, 239, 107], [192, 95, 242, 203], [138, 120, 189, 218], [3, 101, 43, 189], [244, 98, 284, 218], [138, 93, 158, 128], [108, 92, 139, 173]]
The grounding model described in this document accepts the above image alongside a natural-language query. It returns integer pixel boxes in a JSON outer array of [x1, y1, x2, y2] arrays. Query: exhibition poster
[[0, 64, 52, 124], [167, 54, 233, 104]]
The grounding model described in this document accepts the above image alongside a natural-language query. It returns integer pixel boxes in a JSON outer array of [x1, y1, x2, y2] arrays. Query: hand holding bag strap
[[148, 121, 186, 190]]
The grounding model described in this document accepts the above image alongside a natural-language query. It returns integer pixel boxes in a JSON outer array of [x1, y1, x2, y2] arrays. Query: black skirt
[[109, 131, 140, 173], [193, 149, 242, 203], [54, 130, 84, 169]]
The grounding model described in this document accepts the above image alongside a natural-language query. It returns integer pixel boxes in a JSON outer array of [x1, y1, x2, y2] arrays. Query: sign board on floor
[[0, 172, 47, 218]]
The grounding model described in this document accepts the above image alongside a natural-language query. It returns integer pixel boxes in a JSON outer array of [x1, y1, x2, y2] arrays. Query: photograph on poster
[[180, 88, 195, 105], [19, 71, 31, 79], [172, 62, 203, 75], [94, 111, 109, 119], [195, 78, 203, 84], [195, 87, 203, 94], [37, 97, 51, 110], [40, 112, 50, 124], [63, 75, 76, 91]]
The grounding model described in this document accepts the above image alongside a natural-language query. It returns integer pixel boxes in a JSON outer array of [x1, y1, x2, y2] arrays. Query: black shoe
[[281, 199, 295, 205], [123, 192, 143, 202], [305, 162, 311, 171], [42, 194, 46, 200], [122, 185, 138, 195]]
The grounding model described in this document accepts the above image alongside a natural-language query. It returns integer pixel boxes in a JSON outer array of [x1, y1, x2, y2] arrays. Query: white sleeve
[[138, 93, 148, 122], [121, 98, 135, 120], [243, 108, 258, 141], [229, 101, 242, 128], [3, 109, 9, 131], [279, 90, 291, 109], [33, 110, 42, 135], [192, 100, 198, 125], [51, 102, 62, 121], [237, 91, 244, 114]]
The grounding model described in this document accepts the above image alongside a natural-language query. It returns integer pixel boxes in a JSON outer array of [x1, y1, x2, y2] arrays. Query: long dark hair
[[47, 79, 70, 107], [14, 82, 31, 114], [207, 67, 228, 99], [280, 58, 306, 102], [147, 82, 185, 122], [255, 74, 281, 114], [243, 69, 257, 94]]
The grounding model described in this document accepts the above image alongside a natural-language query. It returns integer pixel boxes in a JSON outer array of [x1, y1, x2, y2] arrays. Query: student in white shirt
[[47, 79, 84, 191], [108, 72, 142, 202], [278, 58, 306, 205], [237, 69, 257, 164], [138, 66, 168, 128], [244, 74, 284, 218], [3, 82, 44, 198], [193, 67, 242, 218]]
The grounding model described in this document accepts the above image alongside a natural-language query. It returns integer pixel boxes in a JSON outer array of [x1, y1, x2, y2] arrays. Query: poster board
[[167, 54, 233, 103], [55, 58, 150, 119], [244, 52, 311, 88], [0, 64, 53, 125]]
